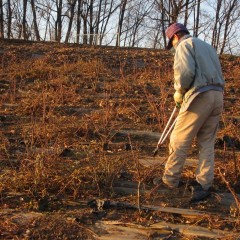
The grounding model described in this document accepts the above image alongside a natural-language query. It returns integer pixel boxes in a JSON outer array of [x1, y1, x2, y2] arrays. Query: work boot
[[189, 181, 211, 202]]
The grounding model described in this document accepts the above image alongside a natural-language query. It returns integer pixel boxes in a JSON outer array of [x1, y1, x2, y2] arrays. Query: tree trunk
[[183, 0, 189, 25], [171, 0, 179, 23], [56, 0, 63, 42], [44, 12, 50, 41], [0, 0, 4, 39], [22, 0, 28, 40], [30, 0, 40, 41], [193, 0, 201, 37], [65, 0, 77, 43], [155, 0, 168, 49], [89, 0, 94, 45], [76, 0, 83, 43], [211, 0, 222, 49], [7, 0, 12, 38], [83, 16, 87, 44], [116, 0, 127, 46], [95, 0, 103, 45]]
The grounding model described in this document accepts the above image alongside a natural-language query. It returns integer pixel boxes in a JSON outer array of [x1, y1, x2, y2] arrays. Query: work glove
[[173, 91, 184, 108]]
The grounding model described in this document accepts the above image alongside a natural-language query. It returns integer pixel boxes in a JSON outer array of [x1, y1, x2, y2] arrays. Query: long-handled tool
[[152, 107, 178, 157]]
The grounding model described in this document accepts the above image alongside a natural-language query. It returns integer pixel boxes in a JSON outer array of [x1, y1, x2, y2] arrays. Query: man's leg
[[162, 91, 220, 188], [162, 110, 204, 188], [196, 91, 223, 190]]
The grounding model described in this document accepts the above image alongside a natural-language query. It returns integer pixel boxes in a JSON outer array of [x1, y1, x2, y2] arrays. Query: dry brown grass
[[0, 40, 240, 238]]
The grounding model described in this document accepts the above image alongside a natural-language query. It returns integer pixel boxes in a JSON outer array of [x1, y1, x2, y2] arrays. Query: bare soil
[[0, 39, 240, 239]]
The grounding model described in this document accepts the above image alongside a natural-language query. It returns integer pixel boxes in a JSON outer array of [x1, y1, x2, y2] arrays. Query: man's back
[[174, 35, 225, 93]]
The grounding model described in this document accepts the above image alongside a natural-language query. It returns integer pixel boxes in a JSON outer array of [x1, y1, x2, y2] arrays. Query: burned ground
[[0, 39, 240, 239]]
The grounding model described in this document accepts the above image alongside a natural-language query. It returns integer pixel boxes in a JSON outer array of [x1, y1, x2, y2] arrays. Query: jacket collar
[[175, 34, 192, 48]]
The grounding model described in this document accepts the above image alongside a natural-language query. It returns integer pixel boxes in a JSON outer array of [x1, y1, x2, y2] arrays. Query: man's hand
[[174, 91, 184, 108]]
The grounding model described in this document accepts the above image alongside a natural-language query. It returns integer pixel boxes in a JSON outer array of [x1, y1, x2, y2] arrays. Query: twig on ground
[[218, 167, 240, 212]]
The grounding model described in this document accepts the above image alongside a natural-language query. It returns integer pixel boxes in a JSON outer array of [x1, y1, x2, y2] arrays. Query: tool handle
[[159, 117, 177, 145], [153, 107, 178, 157], [152, 147, 160, 157], [157, 107, 177, 147]]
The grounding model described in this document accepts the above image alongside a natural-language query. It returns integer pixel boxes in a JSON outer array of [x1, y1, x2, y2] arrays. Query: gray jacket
[[173, 35, 225, 103]]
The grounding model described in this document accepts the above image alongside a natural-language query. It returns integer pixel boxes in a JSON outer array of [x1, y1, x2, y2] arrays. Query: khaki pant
[[162, 90, 223, 190]]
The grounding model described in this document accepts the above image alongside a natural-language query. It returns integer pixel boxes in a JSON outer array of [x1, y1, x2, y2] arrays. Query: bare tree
[[75, 0, 83, 43], [168, 0, 194, 23], [6, 0, 12, 38], [0, 0, 238, 54], [193, 0, 201, 37], [132, 2, 154, 47], [30, 0, 40, 41], [154, 0, 194, 49], [220, 0, 239, 54], [34, 0, 55, 41], [121, 0, 154, 47], [95, 0, 103, 43], [210, 0, 240, 54], [0, 0, 4, 38], [183, 0, 188, 25], [65, 0, 77, 43], [116, 0, 127, 46], [22, 0, 28, 39], [152, 0, 168, 48], [211, 0, 223, 49], [98, 0, 119, 45], [55, 0, 63, 42], [80, 1, 89, 44], [89, 0, 94, 44], [44, 2, 53, 41]]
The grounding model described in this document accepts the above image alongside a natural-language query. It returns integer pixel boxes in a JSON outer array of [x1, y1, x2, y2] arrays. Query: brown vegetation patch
[[0, 39, 240, 239]]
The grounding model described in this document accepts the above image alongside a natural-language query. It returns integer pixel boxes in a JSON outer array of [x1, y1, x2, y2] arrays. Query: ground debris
[[94, 220, 239, 239], [0, 40, 239, 239]]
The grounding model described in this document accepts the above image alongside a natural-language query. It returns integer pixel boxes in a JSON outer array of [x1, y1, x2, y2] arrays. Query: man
[[160, 23, 225, 202]]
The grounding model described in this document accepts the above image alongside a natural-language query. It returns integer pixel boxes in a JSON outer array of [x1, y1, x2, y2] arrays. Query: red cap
[[165, 23, 190, 50]]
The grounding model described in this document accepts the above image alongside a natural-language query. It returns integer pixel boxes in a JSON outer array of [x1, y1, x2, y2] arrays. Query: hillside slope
[[0, 39, 240, 239]]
